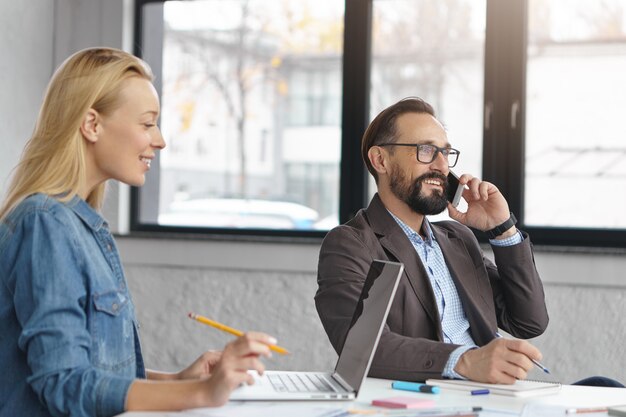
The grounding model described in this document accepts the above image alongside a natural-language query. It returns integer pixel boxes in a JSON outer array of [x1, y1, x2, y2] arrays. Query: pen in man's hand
[[495, 332, 550, 374], [530, 358, 550, 374]]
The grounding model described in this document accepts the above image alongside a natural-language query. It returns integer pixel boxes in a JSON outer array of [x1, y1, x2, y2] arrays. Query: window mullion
[[340, 0, 372, 222], [483, 0, 526, 220]]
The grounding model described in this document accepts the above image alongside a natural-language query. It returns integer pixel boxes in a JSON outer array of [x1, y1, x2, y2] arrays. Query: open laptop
[[230, 260, 404, 401]]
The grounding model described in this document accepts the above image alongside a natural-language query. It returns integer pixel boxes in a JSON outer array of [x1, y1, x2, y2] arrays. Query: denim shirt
[[0, 194, 145, 417]]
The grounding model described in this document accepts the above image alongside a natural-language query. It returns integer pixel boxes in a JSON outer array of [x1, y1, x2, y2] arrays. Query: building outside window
[[149, 0, 344, 231], [525, 0, 626, 228]]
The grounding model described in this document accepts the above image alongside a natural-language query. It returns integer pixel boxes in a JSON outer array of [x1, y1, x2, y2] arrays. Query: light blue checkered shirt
[[389, 212, 522, 378]]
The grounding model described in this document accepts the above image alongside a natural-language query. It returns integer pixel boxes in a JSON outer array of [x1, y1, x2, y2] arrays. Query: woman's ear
[[368, 146, 389, 176], [80, 109, 100, 144]]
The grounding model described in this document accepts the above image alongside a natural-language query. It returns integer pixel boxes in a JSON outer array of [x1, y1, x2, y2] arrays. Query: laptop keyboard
[[268, 373, 339, 393]]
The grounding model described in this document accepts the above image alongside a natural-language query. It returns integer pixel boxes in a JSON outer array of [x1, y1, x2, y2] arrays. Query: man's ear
[[80, 108, 101, 144], [368, 146, 389, 176]]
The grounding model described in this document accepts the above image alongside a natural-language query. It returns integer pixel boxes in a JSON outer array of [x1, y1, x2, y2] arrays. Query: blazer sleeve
[[487, 231, 549, 339], [315, 225, 458, 382]]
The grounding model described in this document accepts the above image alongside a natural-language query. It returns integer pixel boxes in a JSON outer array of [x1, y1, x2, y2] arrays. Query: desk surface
[[117, 378, 626, 416]]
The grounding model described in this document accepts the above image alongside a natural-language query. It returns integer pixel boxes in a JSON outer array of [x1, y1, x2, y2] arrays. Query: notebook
[[425, 378, 561, 398], [229, 260, 405, 401]]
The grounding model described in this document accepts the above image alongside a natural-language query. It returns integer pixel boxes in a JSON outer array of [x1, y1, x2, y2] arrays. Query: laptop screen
[[334, 260, 403, 392]]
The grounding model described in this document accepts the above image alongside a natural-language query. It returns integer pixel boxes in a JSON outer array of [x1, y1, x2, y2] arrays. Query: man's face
[[385, 112, 451, 215]]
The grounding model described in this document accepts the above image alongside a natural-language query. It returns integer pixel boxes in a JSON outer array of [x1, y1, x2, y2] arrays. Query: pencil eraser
[[372, 396, 436, 409]]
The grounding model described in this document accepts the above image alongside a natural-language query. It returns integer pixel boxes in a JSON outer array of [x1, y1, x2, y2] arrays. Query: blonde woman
[[0, 47, 275, 416]]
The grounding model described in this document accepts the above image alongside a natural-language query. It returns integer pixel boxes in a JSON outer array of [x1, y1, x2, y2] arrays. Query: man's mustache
[[413, 173, 448, 189]]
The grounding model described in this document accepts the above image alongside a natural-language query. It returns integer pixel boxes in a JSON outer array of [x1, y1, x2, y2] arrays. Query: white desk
[[116, 378, 626, 416]]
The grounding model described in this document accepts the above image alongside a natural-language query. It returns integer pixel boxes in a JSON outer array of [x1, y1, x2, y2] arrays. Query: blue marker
[[471, 389, 490, 395], [391, 381, 440, 394]]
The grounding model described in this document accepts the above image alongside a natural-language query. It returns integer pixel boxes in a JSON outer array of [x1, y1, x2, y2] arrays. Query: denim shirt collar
[[387, 210, 436, 247], [63, 195, 107, 231]]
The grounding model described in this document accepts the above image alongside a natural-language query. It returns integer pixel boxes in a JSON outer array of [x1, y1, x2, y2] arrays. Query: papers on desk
[[426, 379, 562, 398], [177, 403, 347, 417], [521, 404, 607, 417], [178, 403, 519, 417], [168, 402, 508, 417]]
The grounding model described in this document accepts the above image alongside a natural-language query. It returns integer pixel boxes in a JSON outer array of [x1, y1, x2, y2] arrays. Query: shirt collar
[[64, 195, 107, 231], [387, 210, 436, 246]]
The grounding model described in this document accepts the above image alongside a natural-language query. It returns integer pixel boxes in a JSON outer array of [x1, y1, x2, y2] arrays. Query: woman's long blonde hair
[[0, 47, 153, 220]]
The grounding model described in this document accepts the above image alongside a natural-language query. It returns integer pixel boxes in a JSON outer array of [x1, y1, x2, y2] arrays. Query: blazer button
[[424, 359, 434, 368]]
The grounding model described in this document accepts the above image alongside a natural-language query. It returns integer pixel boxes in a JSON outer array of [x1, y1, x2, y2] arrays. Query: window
[[135, 0, 344, 234], [134, 0, 626, 247], [525, 0, 626, 229]]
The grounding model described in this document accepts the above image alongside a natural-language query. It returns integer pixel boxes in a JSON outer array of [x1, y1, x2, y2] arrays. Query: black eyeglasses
[[377, 143, 460, 167]]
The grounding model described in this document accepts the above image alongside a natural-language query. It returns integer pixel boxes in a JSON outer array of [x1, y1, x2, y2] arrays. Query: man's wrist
[[485, 213, 517, 239], [494, 227, 517, 240], [445, 345, 476, 379]]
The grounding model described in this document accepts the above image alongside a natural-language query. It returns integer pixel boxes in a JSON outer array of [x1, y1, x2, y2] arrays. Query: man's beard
[[389, 166, 449, 215]]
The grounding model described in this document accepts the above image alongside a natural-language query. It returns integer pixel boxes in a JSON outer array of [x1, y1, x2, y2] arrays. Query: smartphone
[[446, 170, 464, 207]]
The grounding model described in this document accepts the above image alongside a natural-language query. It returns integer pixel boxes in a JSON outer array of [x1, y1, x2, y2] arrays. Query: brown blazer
[[315, 194, 549, 381]]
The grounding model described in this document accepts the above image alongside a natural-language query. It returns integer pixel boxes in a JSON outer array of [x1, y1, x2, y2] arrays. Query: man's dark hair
[[361, 97, 436, 182]]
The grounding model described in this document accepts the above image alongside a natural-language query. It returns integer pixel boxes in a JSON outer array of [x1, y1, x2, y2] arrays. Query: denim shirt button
[[112, 303, 119, 311], [107, 243, 112, 251]]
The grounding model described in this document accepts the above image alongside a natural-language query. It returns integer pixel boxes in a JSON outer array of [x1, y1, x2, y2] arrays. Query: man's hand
[[447, 174, 514, 236], [454, 338, 543, 384]]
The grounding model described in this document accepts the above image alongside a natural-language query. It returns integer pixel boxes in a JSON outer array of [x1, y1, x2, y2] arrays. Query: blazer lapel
[[366, 195, 441, 332]]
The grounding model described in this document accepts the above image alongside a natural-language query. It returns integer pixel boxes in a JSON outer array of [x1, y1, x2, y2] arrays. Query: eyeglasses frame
[[377, 142, 460, 168]]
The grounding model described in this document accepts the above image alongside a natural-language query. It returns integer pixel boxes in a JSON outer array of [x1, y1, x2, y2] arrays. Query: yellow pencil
[[187, 312, 290, 355]]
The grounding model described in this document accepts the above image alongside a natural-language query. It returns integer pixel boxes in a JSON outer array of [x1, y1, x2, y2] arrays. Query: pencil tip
[[188, 312, 194, 318]]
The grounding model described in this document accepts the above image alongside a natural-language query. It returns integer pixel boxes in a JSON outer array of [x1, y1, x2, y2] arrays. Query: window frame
[[131, 0, 626, 248]]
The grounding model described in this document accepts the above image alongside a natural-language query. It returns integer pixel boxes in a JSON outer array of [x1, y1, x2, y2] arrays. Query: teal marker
[[391, 381, 441, 394]]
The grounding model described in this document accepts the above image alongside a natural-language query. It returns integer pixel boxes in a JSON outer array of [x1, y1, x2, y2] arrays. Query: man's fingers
[[505, 338, 543, 362]]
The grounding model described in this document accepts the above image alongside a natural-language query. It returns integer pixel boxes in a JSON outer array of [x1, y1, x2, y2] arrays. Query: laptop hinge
[[331, 372, 354, 393]]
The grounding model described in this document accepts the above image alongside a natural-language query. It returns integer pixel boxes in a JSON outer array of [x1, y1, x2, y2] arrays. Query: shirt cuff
[[95, 375, 134, 417], [442, 345, 477, 379], [489, 230, 523, 247]]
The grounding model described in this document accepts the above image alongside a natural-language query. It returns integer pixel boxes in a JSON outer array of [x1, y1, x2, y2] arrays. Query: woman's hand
[[201, 332, 275, 407], [129, 332, 277, 410], [177, 350, 223, 380]]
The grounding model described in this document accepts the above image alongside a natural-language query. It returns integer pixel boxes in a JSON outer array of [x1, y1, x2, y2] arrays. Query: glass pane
[[526, 0, 626, 228], [151, 0, 343, 230], [370, 0, 486, 219]]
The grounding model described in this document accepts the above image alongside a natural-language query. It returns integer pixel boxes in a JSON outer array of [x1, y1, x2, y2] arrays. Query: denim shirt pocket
[[91, 289, 136, 373]]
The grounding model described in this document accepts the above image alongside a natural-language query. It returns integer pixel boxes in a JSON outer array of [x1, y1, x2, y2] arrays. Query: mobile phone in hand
[[446, 170, 464, 207]]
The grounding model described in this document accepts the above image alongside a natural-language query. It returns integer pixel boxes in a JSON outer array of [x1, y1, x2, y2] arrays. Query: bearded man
[[315, 97, 549, 383]]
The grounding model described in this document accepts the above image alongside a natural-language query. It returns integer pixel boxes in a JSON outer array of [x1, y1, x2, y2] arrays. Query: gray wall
[[1, 0, 625, 386], [118, 238, 626, 384]]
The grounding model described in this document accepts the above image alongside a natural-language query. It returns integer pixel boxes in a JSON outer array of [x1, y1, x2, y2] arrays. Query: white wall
[[0, 2, 54, 193], [1, 0, 625, 386]]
